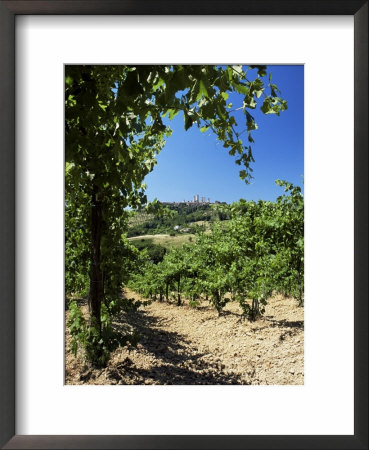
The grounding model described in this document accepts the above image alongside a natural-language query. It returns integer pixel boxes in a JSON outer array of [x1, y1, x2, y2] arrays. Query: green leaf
[[221, 92, 229, 101], [254, 90, 263, 98], [197, 80, 208, 100], [232, 65, 243, 75], [270, 83, 281, 94], [153, 77, 165, 91], [65, 162, 73, 173], [257, 67, 267, 77], [232, 82, 249, 96], [244, 96, 257, 109], [184, 113, 193, 131], [166, 109, 178, 120], [250, 65, 267, 78], [65, 76, 73, 86]]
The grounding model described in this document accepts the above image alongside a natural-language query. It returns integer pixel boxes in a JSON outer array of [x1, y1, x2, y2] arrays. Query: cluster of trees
[[130, 239, 167, 264], [129, 180, 304, 320]]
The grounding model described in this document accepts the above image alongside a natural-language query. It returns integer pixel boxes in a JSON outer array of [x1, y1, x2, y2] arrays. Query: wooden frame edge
[[0, 1, 367, 449]]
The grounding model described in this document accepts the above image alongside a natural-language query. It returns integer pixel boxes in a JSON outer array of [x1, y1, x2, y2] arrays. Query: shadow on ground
[[106, 307, 245, 385], [265, 317, 304, 329]]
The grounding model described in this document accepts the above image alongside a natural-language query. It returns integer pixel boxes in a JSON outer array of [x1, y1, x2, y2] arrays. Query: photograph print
[[65, 65, 304, 385]]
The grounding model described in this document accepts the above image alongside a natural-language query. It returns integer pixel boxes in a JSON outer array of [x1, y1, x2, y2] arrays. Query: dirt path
[[65, 290, 304, 385]]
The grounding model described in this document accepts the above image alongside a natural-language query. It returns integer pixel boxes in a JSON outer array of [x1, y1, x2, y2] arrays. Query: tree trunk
[[166, 282, 169, 302], [88, 185, 104, 333], [215, 291, 221, 316], [252, 298, 260, 320]]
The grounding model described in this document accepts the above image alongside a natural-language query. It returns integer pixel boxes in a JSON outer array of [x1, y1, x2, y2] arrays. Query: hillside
[[128, 234, 196, 250], [127, 203, 227, 238]]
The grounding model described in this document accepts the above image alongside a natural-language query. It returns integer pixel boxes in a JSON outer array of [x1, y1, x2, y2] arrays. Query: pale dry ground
[[128, 234, 196, 248], [128, 234, 170, 239], [66, 290, 304, 385]]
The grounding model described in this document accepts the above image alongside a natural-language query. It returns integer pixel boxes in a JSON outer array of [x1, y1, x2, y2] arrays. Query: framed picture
[[0, 1, 367, 449]]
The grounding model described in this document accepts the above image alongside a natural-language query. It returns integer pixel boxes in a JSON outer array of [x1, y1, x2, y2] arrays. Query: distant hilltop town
[[162, 194, 221, 206]]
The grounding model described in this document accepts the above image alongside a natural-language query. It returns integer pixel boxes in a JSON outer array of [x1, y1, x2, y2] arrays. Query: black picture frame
[[0, 1, 367, 449]]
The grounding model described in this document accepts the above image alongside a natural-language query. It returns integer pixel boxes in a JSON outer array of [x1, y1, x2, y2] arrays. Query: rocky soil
[[65, 290, 304, 385]]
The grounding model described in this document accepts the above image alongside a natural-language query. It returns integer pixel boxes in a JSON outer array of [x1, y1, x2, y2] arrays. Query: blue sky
[[144, 65, 304, 204]]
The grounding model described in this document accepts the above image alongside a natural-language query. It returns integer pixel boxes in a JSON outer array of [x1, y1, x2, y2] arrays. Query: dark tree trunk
[[215, 291, 222, 316], [252, 298, 260, 320], [166, 282, 169, 302], [88, 185, 104, 333]]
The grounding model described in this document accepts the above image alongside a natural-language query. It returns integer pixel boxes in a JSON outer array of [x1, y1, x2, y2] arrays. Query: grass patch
[[128, 234, 196, 249]]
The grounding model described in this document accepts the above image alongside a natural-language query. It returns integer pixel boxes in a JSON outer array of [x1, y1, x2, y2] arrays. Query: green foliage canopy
[[65, 65, 288, 362]]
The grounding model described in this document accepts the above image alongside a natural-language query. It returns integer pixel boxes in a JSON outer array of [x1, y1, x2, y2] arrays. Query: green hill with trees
[[127, 202, 227, 237]]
